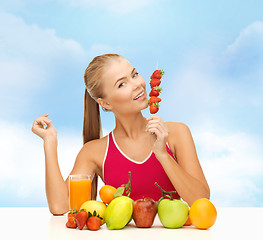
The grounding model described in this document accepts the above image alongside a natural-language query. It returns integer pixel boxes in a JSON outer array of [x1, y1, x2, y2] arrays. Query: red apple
[[132, 197, 157, 228]]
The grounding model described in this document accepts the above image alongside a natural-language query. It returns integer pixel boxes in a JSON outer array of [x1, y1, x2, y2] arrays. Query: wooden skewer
[[156, 61, 158, 70]]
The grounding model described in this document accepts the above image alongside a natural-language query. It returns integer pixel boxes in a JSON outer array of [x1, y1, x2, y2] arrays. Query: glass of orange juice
[[69, 174, 91, 211]]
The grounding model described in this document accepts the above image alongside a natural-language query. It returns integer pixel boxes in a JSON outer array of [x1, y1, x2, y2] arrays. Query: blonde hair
[[83, 53, 122, 199]]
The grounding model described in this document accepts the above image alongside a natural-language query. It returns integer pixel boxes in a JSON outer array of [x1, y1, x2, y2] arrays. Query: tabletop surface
[[1, 207, 262, 240]]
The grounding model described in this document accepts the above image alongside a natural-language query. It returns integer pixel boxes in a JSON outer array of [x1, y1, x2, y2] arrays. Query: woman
[[32, 54, 210, 215]]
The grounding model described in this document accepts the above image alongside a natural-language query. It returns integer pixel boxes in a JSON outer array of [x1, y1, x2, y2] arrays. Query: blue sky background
[[0, 0, 262, 207]]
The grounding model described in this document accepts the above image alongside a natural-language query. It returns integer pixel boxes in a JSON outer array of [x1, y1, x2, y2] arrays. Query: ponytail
[[83, 89, 102, 200], [83, 89, 102, 143], [83, 53, 122, 200]]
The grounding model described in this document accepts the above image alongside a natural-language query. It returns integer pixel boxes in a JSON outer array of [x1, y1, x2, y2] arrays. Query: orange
[[99, 185, 117, 204], [183, 216, 192, 226], [189, 198, 217, 229]]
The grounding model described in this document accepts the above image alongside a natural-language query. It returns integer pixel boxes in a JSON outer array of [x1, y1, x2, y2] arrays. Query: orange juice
[[69, 175, 91, 211]]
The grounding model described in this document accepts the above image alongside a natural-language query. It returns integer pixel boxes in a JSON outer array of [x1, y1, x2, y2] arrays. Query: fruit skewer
[[149, 64, 164, 114]]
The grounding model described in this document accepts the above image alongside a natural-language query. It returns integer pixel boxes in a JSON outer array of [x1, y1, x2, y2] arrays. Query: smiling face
[[97, 57, 149, 115]]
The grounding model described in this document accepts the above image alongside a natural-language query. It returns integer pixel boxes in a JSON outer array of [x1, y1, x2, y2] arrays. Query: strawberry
[[149, 86, 162, 97], [87, 210, 102, 231], [150, 78, 161, 88], [151, 69, 164, 79], [67, 209, 77, 219], [150, 102, 159, 114], [87, 216, 101, 231], [75, 209, 88, 230], [149, 96, 161, 105], [66, 217, 77, 229]]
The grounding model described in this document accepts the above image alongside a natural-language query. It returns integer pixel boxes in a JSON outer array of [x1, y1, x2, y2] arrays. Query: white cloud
[[0, 120, 111, 206], [0, 0, 162, 14], [164, 21, 263, 123], [0, 11, 85, 63], [194, 128, 263, 207], [225, 21, 263, 56], [0, 10, 126, 120], [162, 21, 263, 207], [0, 120, 80, 205], [60, 0, 161, 14], [87, 44, 119, 57], [220, 21, 263, 94], [163, 54, 224, 124], [1, 119, 262, 207], [0, 9, 262, 208], [0, 11, 86, 117], [0, 9, 119, 206]]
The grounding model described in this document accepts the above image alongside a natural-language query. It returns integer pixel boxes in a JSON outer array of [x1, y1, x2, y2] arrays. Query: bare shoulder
[[82, 135, 108, 151], [166, 121, 191, 137], [74, 135, 108, 166], [81, 135, 108, 161], [70, 135, 109, 177], [165, 121, 193, 150]]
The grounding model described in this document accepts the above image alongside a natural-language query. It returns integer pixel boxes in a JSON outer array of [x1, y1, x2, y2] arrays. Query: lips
[[133, 90, 145, 100]]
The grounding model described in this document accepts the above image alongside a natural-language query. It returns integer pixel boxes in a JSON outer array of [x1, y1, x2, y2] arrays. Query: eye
[[118, 82, 126, 88], [133, 72, 139, 78]]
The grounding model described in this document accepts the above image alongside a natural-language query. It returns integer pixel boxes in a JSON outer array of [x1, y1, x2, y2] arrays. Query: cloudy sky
[[0, 0, 262, 207]]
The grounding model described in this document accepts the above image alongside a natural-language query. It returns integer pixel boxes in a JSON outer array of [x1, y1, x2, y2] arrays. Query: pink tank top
[[103, 131, 180, 201]]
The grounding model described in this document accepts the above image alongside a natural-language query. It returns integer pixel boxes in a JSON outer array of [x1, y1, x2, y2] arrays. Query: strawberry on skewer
[[150, 102, 160, 114], [150, 78, 161, 88], [149, 86, 162, 97], [151, 69, 164, 79], [149, 96, 161, 105], [149, 64, 164, 114]]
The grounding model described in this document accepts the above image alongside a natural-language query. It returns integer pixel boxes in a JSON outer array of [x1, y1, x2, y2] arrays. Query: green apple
[[158, 199, 189, 228]]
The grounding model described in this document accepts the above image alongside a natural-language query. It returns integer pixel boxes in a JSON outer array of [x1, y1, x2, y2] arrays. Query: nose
[[132, 76, 145, 90]]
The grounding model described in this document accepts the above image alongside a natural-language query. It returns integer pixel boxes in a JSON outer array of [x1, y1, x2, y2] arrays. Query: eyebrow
[[114, 68, 136, 86]]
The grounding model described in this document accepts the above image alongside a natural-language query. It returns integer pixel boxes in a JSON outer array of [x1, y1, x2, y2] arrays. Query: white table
[[1, 207, 261, 239]]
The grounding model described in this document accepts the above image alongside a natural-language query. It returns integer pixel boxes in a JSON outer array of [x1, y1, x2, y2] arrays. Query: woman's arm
[[46, 141, 98, 215], [146, 116, 210, 206], [44, 137, 69, 215], [32, 114, 67, 214], [32, 114, 97, 215]]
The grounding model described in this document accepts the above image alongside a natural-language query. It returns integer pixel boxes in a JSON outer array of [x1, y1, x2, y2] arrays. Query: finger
[[41, 120, 47, 126], [45, 121, 53, 128], [147, 126, 162, 137], [147, 118, 160, 123], [147, 123, 168, 138], [146, 120, 166, 131], [146, 122, 161, 131], [42, 118, 52, 126], [146, 115, 161, 121], [32, 121, 44, 132], [147, 120, 162, 128], [41, 113, 49, 117], [147, 125, 166, 135], [146, 117, 164, 125], [34, 115, 50, 122], [35, 117, 51, 124], [33, 119, 42, 126], [45, 122, 54, 129], [42, 117, 51, 124], [147, 119, 168, 131]]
